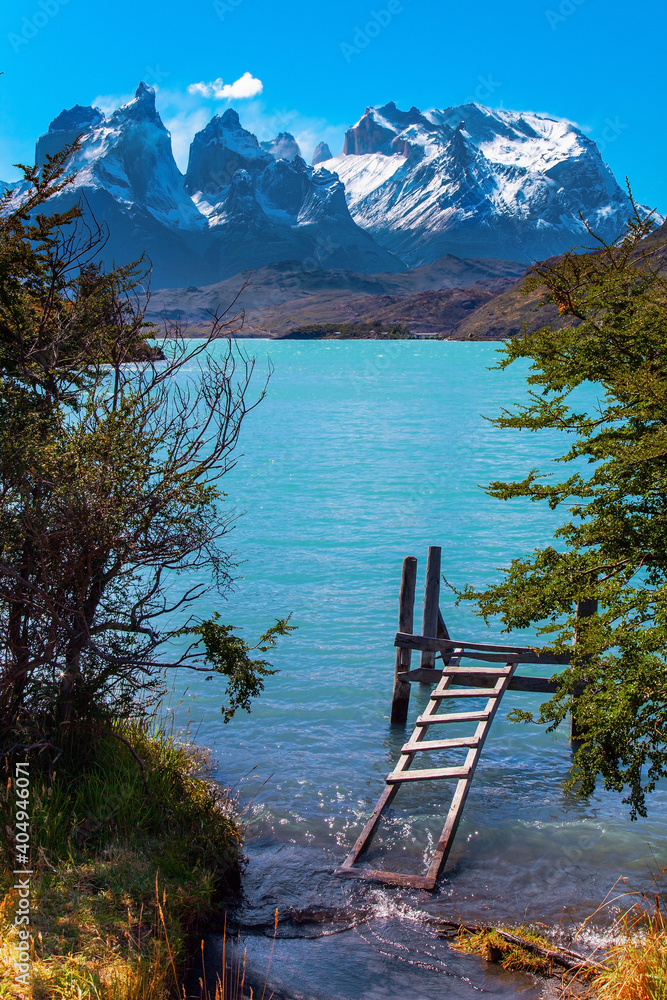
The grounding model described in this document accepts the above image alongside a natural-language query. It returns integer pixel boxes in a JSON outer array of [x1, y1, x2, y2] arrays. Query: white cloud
[[187, 72, 263, 101], [91, 92, 134, 116]]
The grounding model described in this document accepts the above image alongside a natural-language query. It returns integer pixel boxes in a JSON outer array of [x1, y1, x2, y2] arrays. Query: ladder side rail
[[424, 662, 518, 886]]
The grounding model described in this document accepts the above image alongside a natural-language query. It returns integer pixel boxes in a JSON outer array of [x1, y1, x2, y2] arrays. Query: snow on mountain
[[185, 116, 404, 275], [185, 110, 272, 210], [15, 89, 655, 288], [26, 87, 402, 286], [260, 132, 301, 161], [316, 101, 652, 265], [51, 83, 206, 232]]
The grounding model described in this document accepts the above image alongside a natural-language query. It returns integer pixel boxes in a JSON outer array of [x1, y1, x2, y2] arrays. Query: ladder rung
[[442, 666, 510, 676], [433, 687, 498, 698], [387, 765, 470, 783], [416, 710, 490, 725], [401, 736, 480, 753]]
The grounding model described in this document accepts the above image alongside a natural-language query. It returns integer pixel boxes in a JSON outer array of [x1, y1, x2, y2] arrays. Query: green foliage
[[0, 152, 286, 749], [458, 198, 667, 817], [176, 615, 296, 722]]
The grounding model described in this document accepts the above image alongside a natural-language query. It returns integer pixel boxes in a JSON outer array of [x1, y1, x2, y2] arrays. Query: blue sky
[[1, 0, 665, 211]]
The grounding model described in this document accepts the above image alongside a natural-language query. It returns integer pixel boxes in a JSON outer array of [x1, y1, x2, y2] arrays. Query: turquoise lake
[[170, 340, 667, 1000]]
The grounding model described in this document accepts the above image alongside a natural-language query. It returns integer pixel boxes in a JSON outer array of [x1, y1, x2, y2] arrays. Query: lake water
[[171, 340, 667, 1000]]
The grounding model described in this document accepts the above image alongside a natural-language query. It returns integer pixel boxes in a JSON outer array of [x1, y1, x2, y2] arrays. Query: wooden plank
[[402, 668, 461, 683], [387, 765, 471, 783], [416, 710, 490, 725], [437, 636, 546, 654], [395, 632, 570, 664], [390, 556, 418, 725], [420, 547, 442, 672], [432, 687, 502, 699], [335, 867, 435, 890], [442, 665, 510, 676], [400, 667, 583, 694], [401, 736, 480, 753]]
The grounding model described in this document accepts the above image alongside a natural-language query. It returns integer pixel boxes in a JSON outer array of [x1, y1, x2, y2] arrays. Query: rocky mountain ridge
[[318, 101, 652, 265], [17, 85, 402, 286], [8, 85, 658, 290]]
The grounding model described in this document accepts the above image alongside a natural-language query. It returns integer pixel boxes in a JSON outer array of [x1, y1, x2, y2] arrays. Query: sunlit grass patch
[[452, 924, 560, 975], [0, 721, 242, 999], [591, 914, 667, 1000]]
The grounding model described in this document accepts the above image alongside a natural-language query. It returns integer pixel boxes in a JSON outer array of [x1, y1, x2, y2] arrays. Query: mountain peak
[[184, 112, 270, 197], [110, 82, 162, 127], [136, 81, 155, 100], [260, 132, 301, 161], [344, 109, 397, 155], [312, 141, 333, 166], [48, 104, 104, 134], [220, 108, 241, 129], [36, 104, 104, 165]]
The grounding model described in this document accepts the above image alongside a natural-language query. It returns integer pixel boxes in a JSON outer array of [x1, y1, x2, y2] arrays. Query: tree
[[459, 201, 667, 818], [0, 148, 293, 754]]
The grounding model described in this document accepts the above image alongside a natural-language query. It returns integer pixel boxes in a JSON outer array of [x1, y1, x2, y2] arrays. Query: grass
[[0, 720, 242, 1000], [452, 924, 560, 976], [590, 910, 667, 1000]]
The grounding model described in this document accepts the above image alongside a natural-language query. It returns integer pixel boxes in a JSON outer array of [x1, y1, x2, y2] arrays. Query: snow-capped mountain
[[24, 85, 402, 287], [14, 87, 656, 289], [317, 101, 648, 265], [183, 109, 403, 275]]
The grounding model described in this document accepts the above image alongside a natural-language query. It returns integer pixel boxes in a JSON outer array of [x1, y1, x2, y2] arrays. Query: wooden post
[[570, 597, 598, 742], [390, 556, 417, 725], [420, 546, 442, 675]]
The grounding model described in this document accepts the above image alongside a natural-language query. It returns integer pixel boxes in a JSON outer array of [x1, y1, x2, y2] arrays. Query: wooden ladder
[[335, 649, 518, 890]]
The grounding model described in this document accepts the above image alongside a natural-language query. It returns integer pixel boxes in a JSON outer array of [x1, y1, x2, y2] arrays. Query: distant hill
[[145, 254, 525, 337], [146, 217, 667, 340]]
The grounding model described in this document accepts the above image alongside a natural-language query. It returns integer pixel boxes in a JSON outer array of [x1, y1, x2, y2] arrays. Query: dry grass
[[453, 902, 667, 1000], [590, 913, 667, 1000]]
